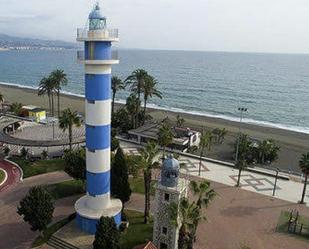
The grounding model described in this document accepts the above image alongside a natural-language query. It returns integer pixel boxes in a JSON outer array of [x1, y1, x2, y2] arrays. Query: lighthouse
[[75, 2, 122, 234]]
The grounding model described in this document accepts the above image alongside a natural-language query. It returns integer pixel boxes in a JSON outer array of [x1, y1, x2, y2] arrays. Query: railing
[[77, 28, 119, 40], [77, 50, 119, 61]]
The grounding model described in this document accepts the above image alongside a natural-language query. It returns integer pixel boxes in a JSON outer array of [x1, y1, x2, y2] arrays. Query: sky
[[0, 0, 309, 53]]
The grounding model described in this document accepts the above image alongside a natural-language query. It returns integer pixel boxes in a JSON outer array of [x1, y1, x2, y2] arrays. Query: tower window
[[88, 148, 95, 153], [87, 100, 95, 104], [164, 193, 170, 202], [160, 243, 168, 249], [161, 226, 167, 235]]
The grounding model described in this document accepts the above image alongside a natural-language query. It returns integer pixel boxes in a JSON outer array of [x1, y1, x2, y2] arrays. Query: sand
[[0, 83, 308, 173]]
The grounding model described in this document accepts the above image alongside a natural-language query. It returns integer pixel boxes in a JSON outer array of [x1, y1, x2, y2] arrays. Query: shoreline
[[0, 82, 308, 173]]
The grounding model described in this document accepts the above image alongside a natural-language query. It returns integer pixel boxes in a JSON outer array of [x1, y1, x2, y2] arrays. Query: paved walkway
[[0, 171, 71, 249], [0, 160, 22, 192], [121, 141, 309, 206]]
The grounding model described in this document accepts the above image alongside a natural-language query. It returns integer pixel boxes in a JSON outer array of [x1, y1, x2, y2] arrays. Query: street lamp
[[235, 107, 248, 164]]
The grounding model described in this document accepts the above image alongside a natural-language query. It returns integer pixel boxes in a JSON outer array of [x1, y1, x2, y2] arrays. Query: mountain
[[0, 34, 79, 49]]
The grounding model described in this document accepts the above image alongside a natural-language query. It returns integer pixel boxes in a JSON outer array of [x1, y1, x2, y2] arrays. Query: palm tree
[[198, 130, 213, 176], [190, 180, 216, 243], [38, 76, 55, 116], [218, 128, 227, 144], [142, 75, 162, 116], [0, 92, 4, 113], [59, 108, 81, 150], [299, 152, 309, 204], [111, 76, 125, 116], [190, 180, 216, 209], [125, 69, 149, 126], [169, 198, 202, 249], [125, 94, 140, 129], [50, 69, 68, 117], [138, 142, 160, 224], [157, 121, 174, 159], [10, 102, 23, 116], [176, 115, 185, 127]]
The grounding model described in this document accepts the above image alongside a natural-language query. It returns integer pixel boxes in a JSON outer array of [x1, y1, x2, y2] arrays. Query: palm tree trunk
[[143, 171, 150, 224], [57, 90, 60, 117], [112, 92, 116, 116], [48, 94, 51, 114], [143, 98, 147, 125], [198, 149, 203, 176], [178, 226, 186, 249], [69, 125, 72, 150], [237, 168, 242, 187], [300, 174, 308, 204], [51, 93, 54, 117]]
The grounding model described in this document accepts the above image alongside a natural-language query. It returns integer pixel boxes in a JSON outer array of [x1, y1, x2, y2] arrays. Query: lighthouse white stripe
[[86, 148, 110, 173], [85, 100, 111, 126], [85, 64, 111, 74], [86, 192, 111, 210]]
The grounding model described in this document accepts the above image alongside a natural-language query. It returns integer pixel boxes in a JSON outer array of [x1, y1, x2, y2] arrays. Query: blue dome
[[161, 155, 180, 187], [89, 3, 105, 20]]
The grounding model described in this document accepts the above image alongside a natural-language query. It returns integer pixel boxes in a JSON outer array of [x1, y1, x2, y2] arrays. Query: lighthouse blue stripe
[[85, 41, 112, 60], [85, 74, 111, 101], [86, 170, 110, 195], [86, 124, 111, 150]]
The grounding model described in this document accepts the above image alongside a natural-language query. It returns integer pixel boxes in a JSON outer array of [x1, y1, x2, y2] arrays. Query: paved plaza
[[121, 140, 309, 206]]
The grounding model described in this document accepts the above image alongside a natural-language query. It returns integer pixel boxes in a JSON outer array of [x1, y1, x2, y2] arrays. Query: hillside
[[0, 34, 79, 49]]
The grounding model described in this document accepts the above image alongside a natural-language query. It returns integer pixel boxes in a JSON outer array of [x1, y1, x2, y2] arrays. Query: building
[[133, 242, 157, 249], [22, 105, 46, 122], [153, 155, 188, 249], [128, 123, 201, 152], [74, 2, 122, 234]]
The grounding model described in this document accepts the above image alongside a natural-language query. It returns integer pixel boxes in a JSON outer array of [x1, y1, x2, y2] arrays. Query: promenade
[[120, 140, 309, 206]]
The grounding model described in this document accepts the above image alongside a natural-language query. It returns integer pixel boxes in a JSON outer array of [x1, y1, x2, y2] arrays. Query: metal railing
[[77, 28, 119, 40], [77, 50, 119, 61]]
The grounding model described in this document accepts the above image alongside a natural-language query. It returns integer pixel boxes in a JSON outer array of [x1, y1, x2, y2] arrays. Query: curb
[[4, 158, 23, 181], [0, 168, 8, 186]]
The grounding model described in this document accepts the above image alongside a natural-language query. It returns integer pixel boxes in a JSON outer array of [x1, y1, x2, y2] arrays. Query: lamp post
[[235, 107, 248, 164]]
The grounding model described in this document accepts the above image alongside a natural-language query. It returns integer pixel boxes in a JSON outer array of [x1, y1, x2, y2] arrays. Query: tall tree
[[125, 69, 149, 126], [0, 92, 4, 113], [50, 69, 68, 117], [176, 114, 185, 127], [111, 76, 125, 116], [125, 94, 140, 129], [190, 180, 216, 209], [157, 121, 174, 159], [38, 76, 55, 116], [17, 186, 54, 234], [142, 75, 162, 117], [64, 148, 86, 183], [299, 152, 309, 204], [169, 198, 202, 249], [138, 142, 160, 224], [93, 216, 120, 249], [59, 108, 81, 150], [111, 148, 132, 208], [198, 130, 213, 176], [9, 102, 23, 116]]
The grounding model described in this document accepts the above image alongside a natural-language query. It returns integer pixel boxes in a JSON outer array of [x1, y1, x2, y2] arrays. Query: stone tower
[[153, 155, 188, 249]]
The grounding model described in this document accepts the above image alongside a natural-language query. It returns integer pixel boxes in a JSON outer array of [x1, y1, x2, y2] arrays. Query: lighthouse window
[[164, 193, 170, 202], [88, 148, 95, 153], [87, 100, 95, 104], [160, 243, 168, 249]]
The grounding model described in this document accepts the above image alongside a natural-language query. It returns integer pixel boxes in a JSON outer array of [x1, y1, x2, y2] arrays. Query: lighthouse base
[[75, 195, 122, 234]]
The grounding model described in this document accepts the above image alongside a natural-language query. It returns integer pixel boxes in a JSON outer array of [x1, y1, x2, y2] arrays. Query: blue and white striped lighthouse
[[75, 2, 122, 234]]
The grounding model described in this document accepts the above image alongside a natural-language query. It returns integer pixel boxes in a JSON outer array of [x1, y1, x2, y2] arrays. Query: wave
[[1, 81, 309, 135]]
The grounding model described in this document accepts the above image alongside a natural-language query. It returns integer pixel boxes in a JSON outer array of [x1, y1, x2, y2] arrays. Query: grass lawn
[[44, 180, 85, 200], [277, 211, 309, 240], [11, 158, 65, 178], [0, 169, 6, 184], [129, 177, 156, 195], [120, 210, 153, 249], [32, 213, 75, 248]]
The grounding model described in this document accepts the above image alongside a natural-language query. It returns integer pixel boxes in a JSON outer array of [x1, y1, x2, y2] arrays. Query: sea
[[0, 49, 309, 134]]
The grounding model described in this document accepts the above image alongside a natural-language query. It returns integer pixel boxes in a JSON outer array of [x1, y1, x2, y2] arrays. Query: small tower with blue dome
[[153, 155, 189, 249], [74, 2, 122, 234]]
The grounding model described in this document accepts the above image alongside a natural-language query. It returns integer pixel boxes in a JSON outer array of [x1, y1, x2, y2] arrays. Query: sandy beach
[[0, 83, 308, 173]]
